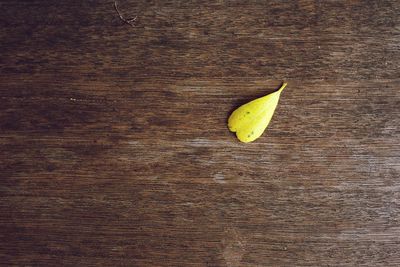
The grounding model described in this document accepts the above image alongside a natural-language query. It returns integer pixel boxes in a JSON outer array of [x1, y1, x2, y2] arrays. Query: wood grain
[[1, 0, 399, 266]]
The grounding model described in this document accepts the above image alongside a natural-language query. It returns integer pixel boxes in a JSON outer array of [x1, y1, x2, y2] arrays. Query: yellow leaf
[[228, 83, 287, 143]]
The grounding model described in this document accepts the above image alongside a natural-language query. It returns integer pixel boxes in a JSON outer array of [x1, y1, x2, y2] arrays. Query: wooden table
[[1, 1, 399, 266]]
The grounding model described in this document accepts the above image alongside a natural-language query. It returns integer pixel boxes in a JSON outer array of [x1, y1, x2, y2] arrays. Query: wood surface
[[1, 0, 399, 266]]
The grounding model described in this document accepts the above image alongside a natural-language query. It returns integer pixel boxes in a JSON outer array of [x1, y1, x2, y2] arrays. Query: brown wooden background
[[1, 0, 399, 266]]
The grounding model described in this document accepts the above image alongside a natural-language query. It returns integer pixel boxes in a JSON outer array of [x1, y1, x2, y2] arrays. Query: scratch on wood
[[222, 228, 246, 267], [114, 1, 137, 27]]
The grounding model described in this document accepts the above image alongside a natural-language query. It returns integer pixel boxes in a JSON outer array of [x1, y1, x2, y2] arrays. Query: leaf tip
[[279, 82, 288, 92]]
